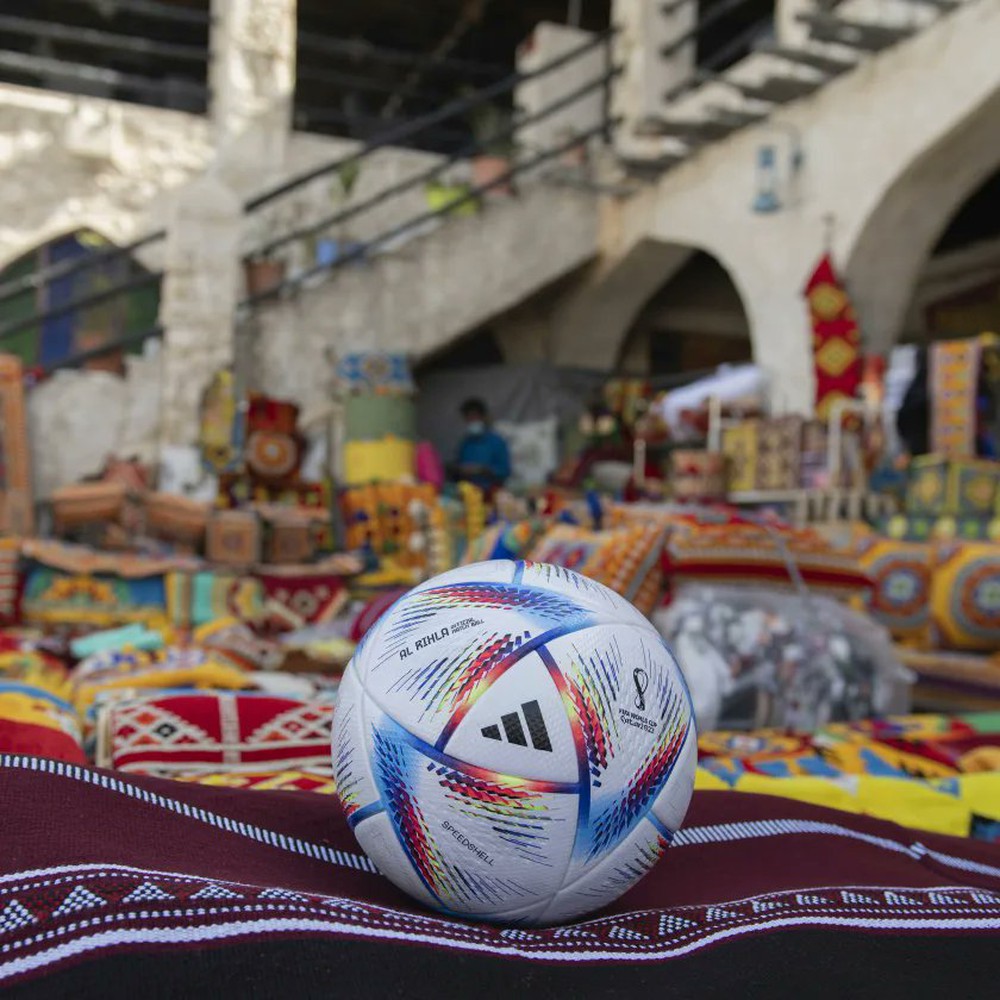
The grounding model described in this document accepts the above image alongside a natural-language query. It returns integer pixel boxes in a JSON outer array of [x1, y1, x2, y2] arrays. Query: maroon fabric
[[1, 754, 999, 991], [349, 587, 409, 642]]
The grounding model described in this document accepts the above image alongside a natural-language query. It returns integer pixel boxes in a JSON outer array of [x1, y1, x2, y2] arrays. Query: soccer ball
[[332, 560, 696, 924]]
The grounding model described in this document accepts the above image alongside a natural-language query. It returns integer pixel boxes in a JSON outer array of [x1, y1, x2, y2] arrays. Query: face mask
[[466, 421, 485, 435]]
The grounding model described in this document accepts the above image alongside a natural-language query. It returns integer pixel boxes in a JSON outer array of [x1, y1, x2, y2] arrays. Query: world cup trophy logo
[[632, 667, 649, 712]]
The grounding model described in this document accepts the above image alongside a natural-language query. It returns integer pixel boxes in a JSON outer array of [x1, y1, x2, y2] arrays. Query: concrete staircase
[[249, 176, 601, 412], [618, 0, 962, 169], [246, 0, 986, 415]]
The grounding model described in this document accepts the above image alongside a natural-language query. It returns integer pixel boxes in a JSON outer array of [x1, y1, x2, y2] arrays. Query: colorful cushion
[[166, 570, 264, 628], [256, 565, 347, 628], [72, 648, 253, 713], [0, 680, 85, 764], [18, 543, 187, 629], [855, 538, 932, 643], [931, 542, 1000, 651], [22, 565, 169, 629], [529, 522, 666, 611], [96, 692, 335, 776], [462, 518, 546, 566], [666, 521, 871, 599]]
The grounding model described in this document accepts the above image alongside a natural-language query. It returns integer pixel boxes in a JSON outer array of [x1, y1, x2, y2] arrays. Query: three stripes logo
[[481, 700, 552, 752]]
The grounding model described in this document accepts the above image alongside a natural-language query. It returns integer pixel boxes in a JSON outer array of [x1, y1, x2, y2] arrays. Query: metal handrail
[[55, 0, 211, 26], [1, 27, 615, 348], [0, 272, 161, 343], [660, 0, 754, 57], [0, 230, 166, 307], [239, 118, 616, 309], [252, 68, 620, 260], [0, 12, 209, 63], [245, 28, 615, 212], [292, 106, 470, 147], [0, 50, 209, 101], [664, 15, 775, 102], [296, 30, 504, 79], [41, 325, 164, 376]]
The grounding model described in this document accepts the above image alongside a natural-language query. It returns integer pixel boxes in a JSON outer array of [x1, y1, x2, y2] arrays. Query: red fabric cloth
[[0, 756, 997, 993], [0, 719, 85, 764], [349, 587, 409, 642], [256, 569, 346, 626], [101, 693, 334, 776]]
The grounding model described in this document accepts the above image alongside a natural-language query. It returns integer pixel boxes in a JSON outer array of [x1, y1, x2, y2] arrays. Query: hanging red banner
[[803, 254, 862, 420]]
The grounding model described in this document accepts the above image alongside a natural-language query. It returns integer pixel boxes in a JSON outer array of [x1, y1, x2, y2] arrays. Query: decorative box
[[754, 417, 803, 492], [206, 511, 261, 567], [145, 493, 210, 547], [244, 394, 304, 488], [951, 458, 1000, 516], [51, 482, 127, 534], [800, 420, 831, 489], [721, 422, 758, 493], [19, 541, 174, 629], [671, 450, 727, 501], [267, 519, 315, 565], [906, 455, 1000, 516]]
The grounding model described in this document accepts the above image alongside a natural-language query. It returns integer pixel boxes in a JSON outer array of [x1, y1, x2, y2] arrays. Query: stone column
[[611, 0, 695, 154], [209, 0, 297, 187], [776, 0, 817, 48], [158, 175, 242, 448], [515, 23, 604, 157]]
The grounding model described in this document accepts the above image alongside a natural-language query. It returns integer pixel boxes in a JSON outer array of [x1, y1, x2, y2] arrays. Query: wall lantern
[[753, 145, 781, 214], [752, 126, 805, 215]]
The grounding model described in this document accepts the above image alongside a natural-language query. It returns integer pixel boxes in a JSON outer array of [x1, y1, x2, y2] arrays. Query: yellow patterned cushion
[[854, 538, 932, 644], [930, 542, 1000, 651]]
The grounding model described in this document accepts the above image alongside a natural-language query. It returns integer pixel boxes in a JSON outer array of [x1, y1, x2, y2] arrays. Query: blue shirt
[[456, 430, 511, 489]]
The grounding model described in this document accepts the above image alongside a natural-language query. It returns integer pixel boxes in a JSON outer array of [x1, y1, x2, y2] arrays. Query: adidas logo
[[481, 700, 552, 752]]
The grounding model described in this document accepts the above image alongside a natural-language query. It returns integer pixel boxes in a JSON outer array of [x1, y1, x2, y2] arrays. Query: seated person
[[451, 398, 511, 494]]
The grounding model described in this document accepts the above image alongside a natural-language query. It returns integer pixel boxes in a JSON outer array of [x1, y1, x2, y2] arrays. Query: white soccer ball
[[332, 559, 697, 925]]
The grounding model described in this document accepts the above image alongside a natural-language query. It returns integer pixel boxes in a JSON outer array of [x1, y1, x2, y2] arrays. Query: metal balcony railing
[[0, 28, 618, 374], [241, 29, 618, 302], [0, 0, 211, 113]]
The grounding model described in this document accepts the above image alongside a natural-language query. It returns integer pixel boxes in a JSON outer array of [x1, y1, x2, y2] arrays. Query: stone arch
[[617, 245, 754, 376], [844, 87, 1000, 356], [0, 227, 159, 372]]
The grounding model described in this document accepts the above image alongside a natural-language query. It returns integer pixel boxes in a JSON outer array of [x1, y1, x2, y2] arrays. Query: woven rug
[[0, 757, 997, 995], [931, 339, 982, 457]]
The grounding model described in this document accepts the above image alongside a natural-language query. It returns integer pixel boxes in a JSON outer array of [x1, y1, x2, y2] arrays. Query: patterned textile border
[[931, 339, 981, 458], [1, 754, 998, 987]]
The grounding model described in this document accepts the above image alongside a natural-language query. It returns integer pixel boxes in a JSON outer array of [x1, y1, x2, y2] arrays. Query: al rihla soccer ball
[[332, 559, 696, 924]]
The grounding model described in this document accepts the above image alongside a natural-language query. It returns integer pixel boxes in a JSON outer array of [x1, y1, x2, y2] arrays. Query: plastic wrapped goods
[[653, 584, 913, 732]]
